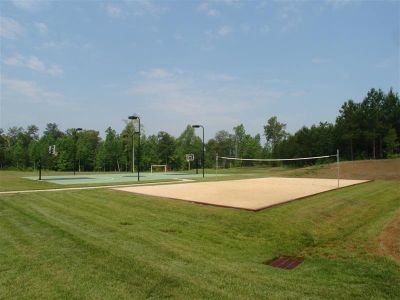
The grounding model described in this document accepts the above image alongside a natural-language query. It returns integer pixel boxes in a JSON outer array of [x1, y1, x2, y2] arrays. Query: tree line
[[0, 88, 399, 171]]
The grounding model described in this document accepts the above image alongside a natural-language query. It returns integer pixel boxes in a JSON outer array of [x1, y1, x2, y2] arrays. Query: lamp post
[[128, 115, 140, 181], [192, 124, 204, 178], [73, 128, 82, 175], [128, 118, 135, 173]]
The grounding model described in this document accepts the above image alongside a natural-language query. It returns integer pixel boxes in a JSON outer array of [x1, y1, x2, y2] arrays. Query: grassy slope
[[1, 180, 399, 299]]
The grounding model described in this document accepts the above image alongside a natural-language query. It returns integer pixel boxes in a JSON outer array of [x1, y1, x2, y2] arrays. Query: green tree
[[28, 140, 42, 170], [157, 131, 176, 169], [0, 129, 7, 168], [336, 100, 362, 160], [214, 130, 233, 158], [361, 88, 385, 159], [95, 142, 107, 171], [120, 121, 138, 172], [263, 116, 287, 157], [205, 138, 218, 168], [242, 134, 263, 159], [76, 130, 101, 171], [5, 127, 28, 168], [233, 124, 246, 158], [103, 127, 123, 172], [141, 134, 160, 171], [55, 133, 74, 171], [383, 128, 399, 156], [383, 88, 400, 141]]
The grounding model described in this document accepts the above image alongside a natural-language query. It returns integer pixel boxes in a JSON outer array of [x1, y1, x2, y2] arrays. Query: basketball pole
[[191, 125, 205, 178], [337, 149, 340, 188], [38, 156, 42, 180], [216, 153, 218, 177]]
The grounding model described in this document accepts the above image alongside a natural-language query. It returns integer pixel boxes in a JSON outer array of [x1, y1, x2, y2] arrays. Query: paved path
[[0, 179, 194, 195]]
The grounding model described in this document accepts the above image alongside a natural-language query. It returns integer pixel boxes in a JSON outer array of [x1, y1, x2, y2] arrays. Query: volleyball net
[[216, 150, 340, 187]]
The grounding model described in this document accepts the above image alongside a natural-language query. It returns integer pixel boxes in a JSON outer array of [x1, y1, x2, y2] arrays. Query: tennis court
[[24, 172, 223, 185], [113, 177, 369, 211]]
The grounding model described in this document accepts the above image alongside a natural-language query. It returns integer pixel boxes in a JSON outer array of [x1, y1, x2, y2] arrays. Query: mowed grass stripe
[[1, 192, 265, 298], [0, 195, 207, 299], [0, 181, 399, 299]]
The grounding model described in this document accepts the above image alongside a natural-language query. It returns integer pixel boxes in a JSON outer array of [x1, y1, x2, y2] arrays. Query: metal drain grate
[[265, 256, 303, 270]]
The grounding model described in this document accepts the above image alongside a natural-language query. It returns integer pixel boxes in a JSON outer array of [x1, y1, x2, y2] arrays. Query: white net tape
[[219, 154, 337, 162]]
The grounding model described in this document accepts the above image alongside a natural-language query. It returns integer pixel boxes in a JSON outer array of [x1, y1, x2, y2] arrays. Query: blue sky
[[1, 0, 399, 139]]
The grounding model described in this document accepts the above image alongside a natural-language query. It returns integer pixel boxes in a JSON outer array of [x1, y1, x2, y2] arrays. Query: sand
[[113, 177, 369, 211]]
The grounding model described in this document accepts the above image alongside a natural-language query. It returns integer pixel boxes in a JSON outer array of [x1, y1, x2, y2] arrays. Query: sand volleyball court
[[113, 177, 369, 211]]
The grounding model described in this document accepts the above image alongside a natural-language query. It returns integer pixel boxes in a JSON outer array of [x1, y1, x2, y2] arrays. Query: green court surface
[[24, 172, 221, 185]]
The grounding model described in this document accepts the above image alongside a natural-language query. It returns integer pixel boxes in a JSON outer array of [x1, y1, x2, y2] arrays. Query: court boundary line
[[0, 179, 194, 195]]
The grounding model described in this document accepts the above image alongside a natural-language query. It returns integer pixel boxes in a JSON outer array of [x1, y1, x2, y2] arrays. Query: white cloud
[[133, 0, 167, 16], [289, 90, 307, 97], [197, 2, 220, 17], [311, 57, 331, 64], [46, 65, 63, 76], [278, 4, 303, 32], [212, 0, 242, 7], [262, 78, 292, 85], [102, 0, 166, 18], [1, 77, 65, 106], [217, 25, 232, 36], [201, 25, 234, 49], [39, 40, 91, 50], [0, 17, 23, 39], [3, 53, 63, 76], [206, 73, 237, 81], [327, 0, 353, 8], [26, 56, 46, 72], [12, 0, 45, 11], [34, 22, 48, 34], [140, 68, 173, 79], [3, 53, 24, 66], [127, 68, 285, 126], [173, 33, 183, 40], [104, 3, 125, 18], [197, 3, 208, 11], [207, 9, 219, 17], [40, 41, 69, 48]]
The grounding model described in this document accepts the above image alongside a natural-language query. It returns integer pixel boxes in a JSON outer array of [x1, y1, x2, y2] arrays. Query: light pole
[[128, 118, 135, 173], [192, 125, 204, 178], [73, 128, 82, 175], [128, 115, 140, 181]]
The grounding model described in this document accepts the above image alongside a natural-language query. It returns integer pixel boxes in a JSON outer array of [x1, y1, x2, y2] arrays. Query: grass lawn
[[1, 179, 399, 298], [0, 170, 62, 192]]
